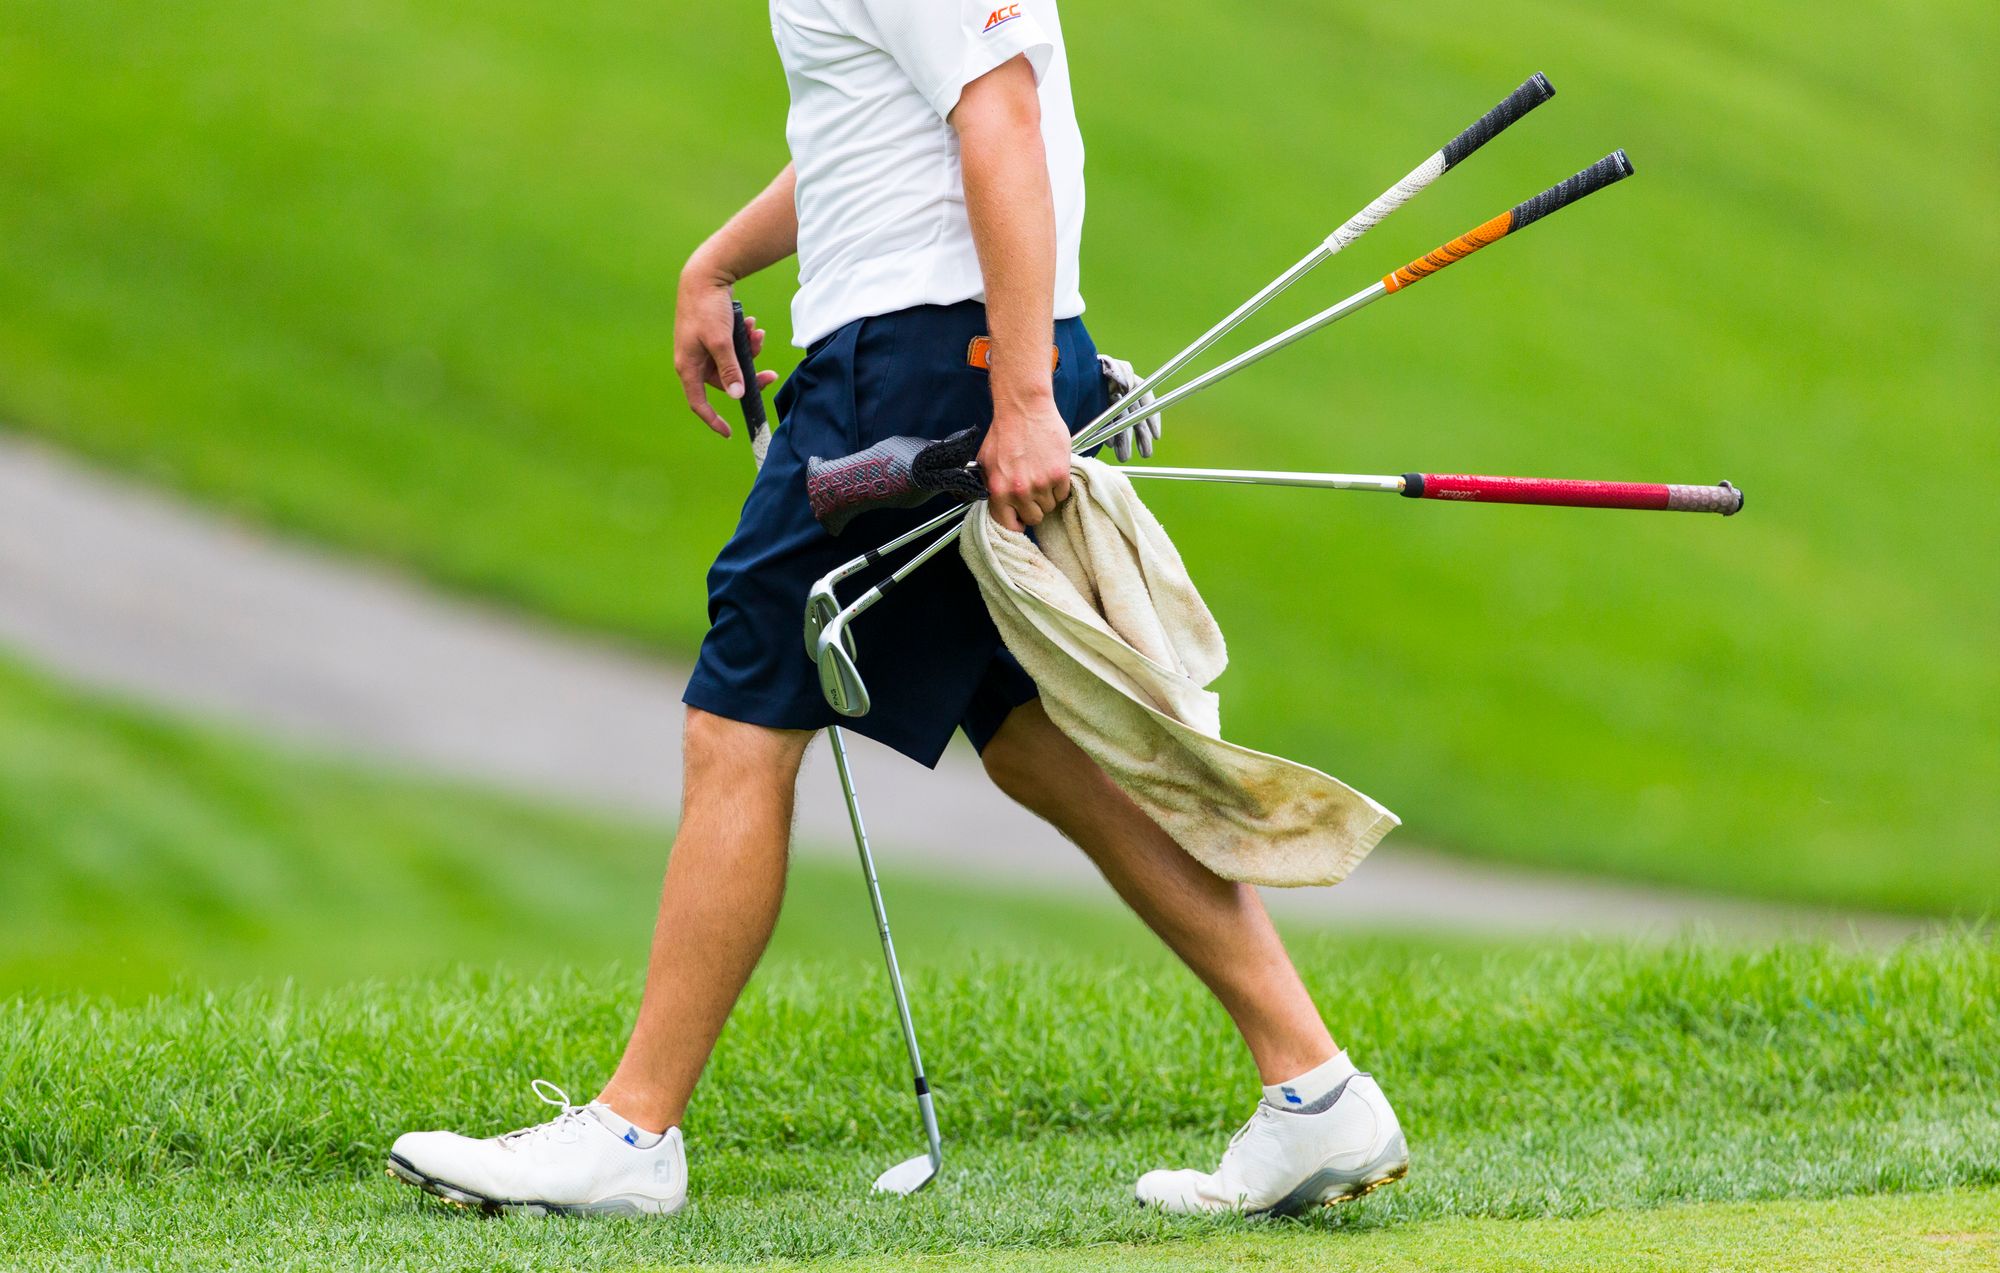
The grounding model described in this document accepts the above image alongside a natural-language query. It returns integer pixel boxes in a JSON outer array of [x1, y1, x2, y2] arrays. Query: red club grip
[[1405, 474, 1743, 514]]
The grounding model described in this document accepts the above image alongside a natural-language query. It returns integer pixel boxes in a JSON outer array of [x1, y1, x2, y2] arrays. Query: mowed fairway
[[2, 0, 1994, 915]]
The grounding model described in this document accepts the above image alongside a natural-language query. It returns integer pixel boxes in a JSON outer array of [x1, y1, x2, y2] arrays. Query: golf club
[[840, 461, 1744, 508], [731, 304, 942, 1194], [814, 150, 1640, 714], [801, 73, 1558, 657], [1118, 466, 1744, 512], [828, 726, 943, 1195]]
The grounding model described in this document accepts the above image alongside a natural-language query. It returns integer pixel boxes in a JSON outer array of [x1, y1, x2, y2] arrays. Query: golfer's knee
[[981, 733, 1037, 805], [980, 702, 1073, 808]]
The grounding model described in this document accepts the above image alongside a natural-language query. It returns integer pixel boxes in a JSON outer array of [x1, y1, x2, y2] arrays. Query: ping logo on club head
[[982, 4, 1021, 32], [1280, 1085, 1302, 1105]]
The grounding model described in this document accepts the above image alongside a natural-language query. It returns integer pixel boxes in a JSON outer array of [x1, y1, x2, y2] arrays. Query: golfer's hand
[[979, 395, 1072, 532], [674, 270, 778, 437]]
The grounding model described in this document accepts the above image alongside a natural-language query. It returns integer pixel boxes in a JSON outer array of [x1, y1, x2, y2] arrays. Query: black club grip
[[1439, 72, 1555, 170], [729, 300, 768, 446], [1509, 150, 1634, 231]]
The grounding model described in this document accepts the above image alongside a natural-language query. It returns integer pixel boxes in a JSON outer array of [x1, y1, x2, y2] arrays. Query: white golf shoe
[[387, 1081, 686, 1216], [1135, 1072, 1408, 1216]]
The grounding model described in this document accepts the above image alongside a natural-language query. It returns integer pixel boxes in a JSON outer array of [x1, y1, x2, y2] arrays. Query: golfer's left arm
[[954, 56, 1073, 532], [676, 166, 799, 436]]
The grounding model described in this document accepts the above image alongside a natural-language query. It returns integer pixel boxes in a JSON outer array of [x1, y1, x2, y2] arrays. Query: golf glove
[[1098, 354, 1163, 462]]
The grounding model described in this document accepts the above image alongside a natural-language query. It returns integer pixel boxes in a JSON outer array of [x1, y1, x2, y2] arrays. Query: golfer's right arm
[[955, 55, 1072, 531], [676, 165, 799, 436]]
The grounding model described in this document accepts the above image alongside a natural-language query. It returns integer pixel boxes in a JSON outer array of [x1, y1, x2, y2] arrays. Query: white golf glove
[[1097, 354, 1163, 462]]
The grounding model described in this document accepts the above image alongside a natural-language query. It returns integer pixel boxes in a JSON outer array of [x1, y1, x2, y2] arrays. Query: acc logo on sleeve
[[982, 4, 1021, 32]]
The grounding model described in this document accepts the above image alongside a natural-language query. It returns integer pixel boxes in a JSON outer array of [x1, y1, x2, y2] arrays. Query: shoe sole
[[385, 1153, 682, 1218], [1258, 1130, 1410, 1218]]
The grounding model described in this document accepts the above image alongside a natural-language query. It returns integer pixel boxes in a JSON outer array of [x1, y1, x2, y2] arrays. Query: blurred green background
[[2, 0, 1995, 947]]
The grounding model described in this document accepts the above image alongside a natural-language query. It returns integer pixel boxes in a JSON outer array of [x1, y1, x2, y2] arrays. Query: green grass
[[4, 938, 1996, 1268], [0, 0, 1993, 915], [0, 652, 1160, 997], [8, 1185, 1999, 1272]]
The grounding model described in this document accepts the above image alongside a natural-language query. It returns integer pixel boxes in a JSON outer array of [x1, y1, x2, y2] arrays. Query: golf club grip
[[729, 300, 768, 444], [1324, 74, 1556, 254], [1511, 149, 1633, 231], [1382, 151, 1634, 293], [1403, 473, 1743, 514], [1440, 73, 1554, 170]]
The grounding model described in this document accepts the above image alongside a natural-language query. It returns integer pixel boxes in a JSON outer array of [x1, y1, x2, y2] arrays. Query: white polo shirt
[[771, 0, 1087, 347]]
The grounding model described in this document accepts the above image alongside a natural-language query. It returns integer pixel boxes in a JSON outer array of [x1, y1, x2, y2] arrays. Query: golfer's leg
[[981, 701, 1336, 1082], [596, 707, 813, 1132]]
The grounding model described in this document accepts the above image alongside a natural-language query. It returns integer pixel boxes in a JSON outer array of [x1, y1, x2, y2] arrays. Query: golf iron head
[[804, 586, 857, 661], [817, 626, 871, 717], [872, 1149, 940, 1196]]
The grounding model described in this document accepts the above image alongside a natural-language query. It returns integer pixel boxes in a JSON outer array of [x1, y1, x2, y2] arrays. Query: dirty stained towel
[[959, 458, 1397, 887]]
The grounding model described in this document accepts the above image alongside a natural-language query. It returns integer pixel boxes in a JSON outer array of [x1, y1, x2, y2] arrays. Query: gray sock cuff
[[1271, 1074, 1353, 1116]]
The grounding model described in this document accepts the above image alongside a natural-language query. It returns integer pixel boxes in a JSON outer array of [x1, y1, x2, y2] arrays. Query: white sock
[[1263, 1050, 1359, 1111], [587, 1101, 665, 1148]]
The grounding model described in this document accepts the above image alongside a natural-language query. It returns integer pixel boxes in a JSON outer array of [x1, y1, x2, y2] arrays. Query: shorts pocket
[[848, 311, 907, 451], [777, 320, 865, 463]]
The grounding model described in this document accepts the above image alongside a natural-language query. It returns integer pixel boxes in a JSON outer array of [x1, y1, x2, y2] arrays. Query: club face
[[804, 593, 834, 658], [872, 1152, 939, 1196], [804, 591, 857, 662], [817, 629, 871, 716]]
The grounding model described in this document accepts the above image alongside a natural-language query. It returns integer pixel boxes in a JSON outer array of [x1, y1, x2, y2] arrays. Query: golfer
[[389, 0, 1406, 1217]]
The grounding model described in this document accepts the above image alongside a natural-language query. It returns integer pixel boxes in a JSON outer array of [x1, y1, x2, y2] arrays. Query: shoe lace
[[1219, 1102, 1279, 1167], [496, 1079, 591, 1150]]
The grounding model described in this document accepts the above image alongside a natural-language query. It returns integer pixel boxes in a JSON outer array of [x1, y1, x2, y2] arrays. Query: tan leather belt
[[966, 335, 1060, 372]]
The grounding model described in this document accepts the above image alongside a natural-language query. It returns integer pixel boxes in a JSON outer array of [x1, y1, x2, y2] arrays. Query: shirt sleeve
[[855, 0, 1056, 121]]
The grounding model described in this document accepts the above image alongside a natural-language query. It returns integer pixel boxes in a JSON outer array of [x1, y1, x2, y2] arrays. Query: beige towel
[[960, 459, 1398, 887]]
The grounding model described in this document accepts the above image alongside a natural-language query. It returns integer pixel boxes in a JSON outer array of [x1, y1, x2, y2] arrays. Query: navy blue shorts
[[684, 301, 1107, 768]]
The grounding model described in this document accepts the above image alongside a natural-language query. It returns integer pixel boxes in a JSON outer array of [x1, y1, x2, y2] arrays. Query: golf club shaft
[[1122, 466, 1404, 491], [1074, 75, 1556, 447], [824, 503, 966, 589], [831, 510, 968, 620], [1075, 151, 1636, 454], [1072, 283, 1387, 451], [828, 727, 942, 1166]]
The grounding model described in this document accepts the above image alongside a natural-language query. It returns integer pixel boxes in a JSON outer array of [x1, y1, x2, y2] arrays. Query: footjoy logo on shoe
[[1280, 1086, 1302, 1105], [623, 1129, 640, 1146], [982, 4, 1020, 32]]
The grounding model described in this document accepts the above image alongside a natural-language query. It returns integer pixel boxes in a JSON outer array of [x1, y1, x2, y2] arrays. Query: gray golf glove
[[1097, 354, 1163, 462]]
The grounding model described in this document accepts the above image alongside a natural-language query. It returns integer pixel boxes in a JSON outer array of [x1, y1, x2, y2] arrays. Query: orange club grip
[[1382, 212, 1515, 293]]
